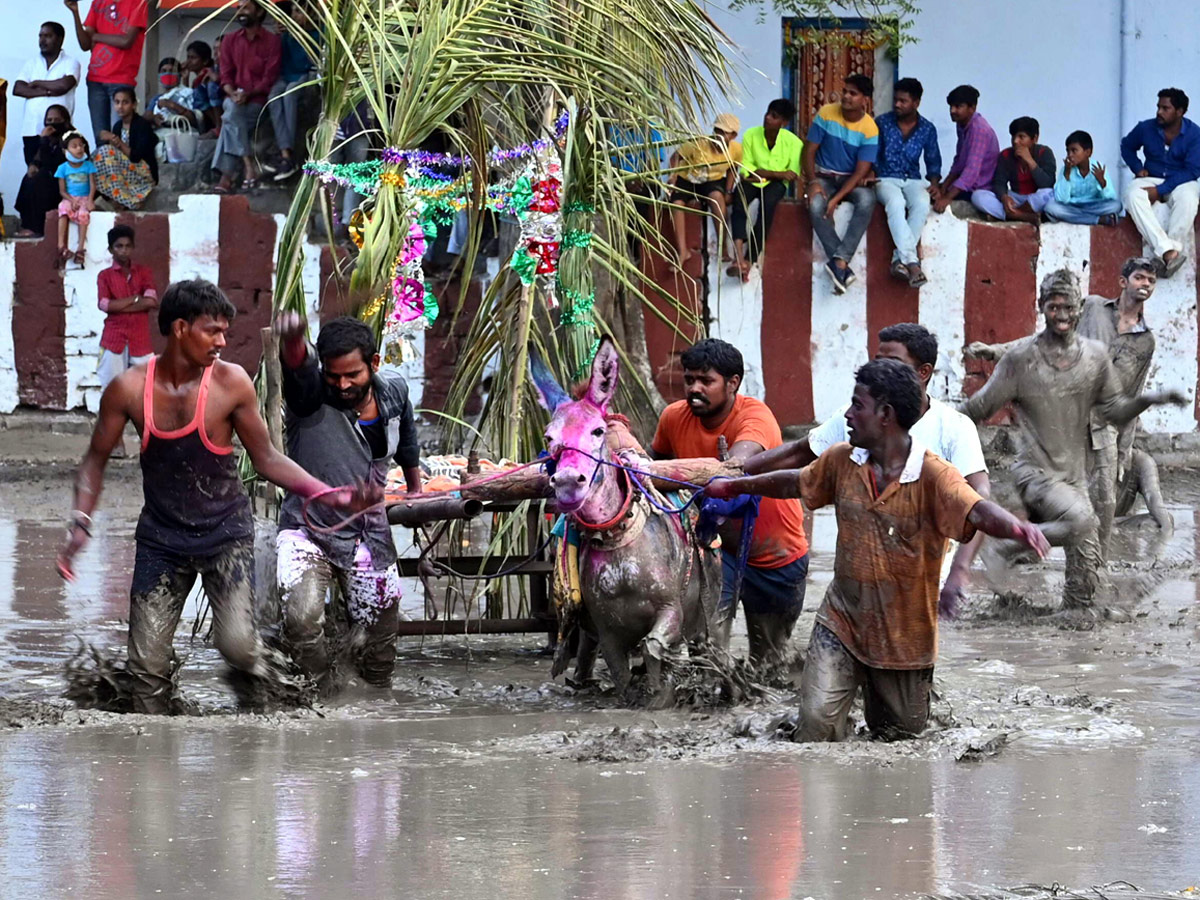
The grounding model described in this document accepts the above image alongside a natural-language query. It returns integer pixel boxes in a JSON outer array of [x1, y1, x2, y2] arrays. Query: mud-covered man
[[967, 257, 1172, 557], [960, 269, 1185, 622], [56, 280, 363, 714], [275, 313, 422, 690], [651, 338, 808, 669], [709, 360, 1048, 741]]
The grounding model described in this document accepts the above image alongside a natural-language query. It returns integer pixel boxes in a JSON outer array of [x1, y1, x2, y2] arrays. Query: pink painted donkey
[[533, 338, 721, 703]]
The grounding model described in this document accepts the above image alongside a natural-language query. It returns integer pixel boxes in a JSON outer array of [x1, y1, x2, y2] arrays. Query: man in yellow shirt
[[730, 98, 803, 281], [667, 113, 742, 265]]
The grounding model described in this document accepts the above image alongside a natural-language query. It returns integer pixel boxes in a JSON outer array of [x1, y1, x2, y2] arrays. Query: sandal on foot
[[74, 249, 86, 267], [243, 178, 260, 191]]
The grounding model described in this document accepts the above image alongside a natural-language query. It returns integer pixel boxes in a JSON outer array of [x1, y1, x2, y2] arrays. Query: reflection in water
[[1, 721, 1198, 899]]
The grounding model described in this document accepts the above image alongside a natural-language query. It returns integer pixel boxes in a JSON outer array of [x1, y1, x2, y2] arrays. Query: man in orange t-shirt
[[651, 339, 808, 668]]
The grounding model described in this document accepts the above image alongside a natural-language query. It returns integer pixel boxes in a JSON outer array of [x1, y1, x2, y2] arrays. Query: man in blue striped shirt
[[1120, 87, 1200, 278], [804, 73, 879, 295], [873, 77, 941, 289]]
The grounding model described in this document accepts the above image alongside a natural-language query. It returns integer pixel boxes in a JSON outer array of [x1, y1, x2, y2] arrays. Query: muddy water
[[1, 471, 1199, 898]]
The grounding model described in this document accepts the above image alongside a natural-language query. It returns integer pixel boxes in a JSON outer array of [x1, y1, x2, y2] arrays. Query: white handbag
[[164, 114, 198, 164]]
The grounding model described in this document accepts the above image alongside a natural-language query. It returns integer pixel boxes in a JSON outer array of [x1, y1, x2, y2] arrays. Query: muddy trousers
[[1087, 437, 1119, 561], [795, 624, 933, 742], [128, 538, 264, 714], [276, 529, 401, 686], [1016, 466, 1102, 608]]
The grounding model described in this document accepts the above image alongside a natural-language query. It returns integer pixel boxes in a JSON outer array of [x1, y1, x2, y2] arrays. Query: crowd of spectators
[[667, 79, 1200, 289]]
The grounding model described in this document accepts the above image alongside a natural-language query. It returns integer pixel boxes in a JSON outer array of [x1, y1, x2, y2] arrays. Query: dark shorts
[[671, 178, 728, 204], [720, 551, 808, 616]]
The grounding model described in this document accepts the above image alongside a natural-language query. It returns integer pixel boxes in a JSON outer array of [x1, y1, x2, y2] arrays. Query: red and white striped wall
[[642, 202, 1200, 434]]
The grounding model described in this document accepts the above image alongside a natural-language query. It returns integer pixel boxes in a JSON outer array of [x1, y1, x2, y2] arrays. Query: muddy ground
[[0, 463, 1198, 899]]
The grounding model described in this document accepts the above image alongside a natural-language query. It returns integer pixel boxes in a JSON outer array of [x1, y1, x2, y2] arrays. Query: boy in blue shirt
[[1044, 130, 1122, 226]]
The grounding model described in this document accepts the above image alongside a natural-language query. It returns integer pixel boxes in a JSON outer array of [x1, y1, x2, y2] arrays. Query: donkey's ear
[[585, 337, 620, 411], [529, 349, 570, 411]]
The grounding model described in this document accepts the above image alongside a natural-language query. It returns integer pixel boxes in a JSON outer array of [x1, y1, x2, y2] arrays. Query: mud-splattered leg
[[1117, 449, 1173, 530], [733, 553, 808, 670], [862, 666, 933, 741], [1087, 439, 1118, 561], [200, 539, 285, 702], [1015, 471, 1102, 610], [338, 541, 401, 687], [596, 632, 632, 698], [127, 543, 197, 715], [572, 629, 600, 684], [793, 624, 862, 743], [277, 528, 335, 680]]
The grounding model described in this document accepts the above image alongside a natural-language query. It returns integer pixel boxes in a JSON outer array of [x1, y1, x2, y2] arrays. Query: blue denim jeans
[[875, 177, 932, 264], [809, 175, 874, 263], [1043, 196, 1123, 225], [86, 80, 135, 145], [971, 188, 1053, 220]]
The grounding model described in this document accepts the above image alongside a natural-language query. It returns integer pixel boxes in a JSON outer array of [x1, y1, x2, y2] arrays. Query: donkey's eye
[[591, 427, 605, 437]]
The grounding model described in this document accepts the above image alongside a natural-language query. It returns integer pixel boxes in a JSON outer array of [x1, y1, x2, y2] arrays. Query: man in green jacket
[[729, 98, 803, 280]]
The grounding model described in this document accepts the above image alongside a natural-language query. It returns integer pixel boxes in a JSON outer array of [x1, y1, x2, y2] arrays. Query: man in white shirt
[[12, 22, 81, 162], [744, 322, 990, 615]]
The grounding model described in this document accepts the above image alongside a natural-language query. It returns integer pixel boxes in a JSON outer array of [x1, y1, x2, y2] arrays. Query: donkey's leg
[[571, 629, 600, 686], [596, 633, 633, 700], [643, 600, 685, 708]]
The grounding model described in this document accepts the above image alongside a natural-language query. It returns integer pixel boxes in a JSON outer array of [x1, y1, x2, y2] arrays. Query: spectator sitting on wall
[[1044, 130, 1123, 227], [211, 0, 282, 194], [873, 76, 940, 289], [148, 57, 201, 130], [1120, 87, 1200, 278], [971, 116, 1056, 225], [667, 113, 742, 265], [55, 130, 97, 268], [201, 37, 224, 134], [181, 41, 218, 134], [729, 98, 802, 282], [94, 86, 158, 209], [265, 0, 319, 182], [15, 104, 72, 237], [932, 84, 999, 214], [63, 0, 149, 148], [13, 21, 81, 187], [96, 224, 158, 401], [804, 73, 880, 295]]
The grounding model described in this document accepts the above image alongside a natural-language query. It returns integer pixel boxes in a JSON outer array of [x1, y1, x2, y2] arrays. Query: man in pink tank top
[[57, 279, 368, 714]]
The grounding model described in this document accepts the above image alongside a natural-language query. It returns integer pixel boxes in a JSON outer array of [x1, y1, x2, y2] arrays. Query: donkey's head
[[532, 338, 620, 513]]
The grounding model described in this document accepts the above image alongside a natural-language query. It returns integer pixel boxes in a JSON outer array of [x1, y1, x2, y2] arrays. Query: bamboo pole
[[260, 327, 284, 453]]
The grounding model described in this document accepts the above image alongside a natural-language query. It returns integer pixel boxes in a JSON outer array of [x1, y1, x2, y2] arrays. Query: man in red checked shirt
[[96, 223, 157, 393]]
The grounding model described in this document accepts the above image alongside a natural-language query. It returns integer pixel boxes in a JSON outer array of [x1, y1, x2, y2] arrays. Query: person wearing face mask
[[148, 57, 200, 130], [94, 86, 158, 208], [211, 0, 282, 193], [272, 313, 422, 692], [15, 104, 73, 237]]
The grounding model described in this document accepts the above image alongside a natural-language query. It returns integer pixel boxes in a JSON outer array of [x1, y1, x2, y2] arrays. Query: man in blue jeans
[[63, 0, 148, 146], [873, 77, 941, 288], [804, 73, 879, 295]]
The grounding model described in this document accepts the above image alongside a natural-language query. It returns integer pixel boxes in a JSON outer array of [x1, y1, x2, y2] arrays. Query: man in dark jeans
[[275, 314, 423, 691], [63, 0, 147, 145], [729, 98, 802, 280]]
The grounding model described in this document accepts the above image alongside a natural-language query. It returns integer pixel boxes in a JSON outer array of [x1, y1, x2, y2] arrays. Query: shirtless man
[[967, 257, 1170, 557], [56, 279, 367, 713], [746, 323, 989, 617], [959, 269, 1185, 621]]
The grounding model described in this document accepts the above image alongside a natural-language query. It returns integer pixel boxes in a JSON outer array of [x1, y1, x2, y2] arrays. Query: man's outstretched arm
[[706, 470, 801, 500], [742, 436, 816, 474], [57, 378, 133, 579], [967, 499, 1050, 557]]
